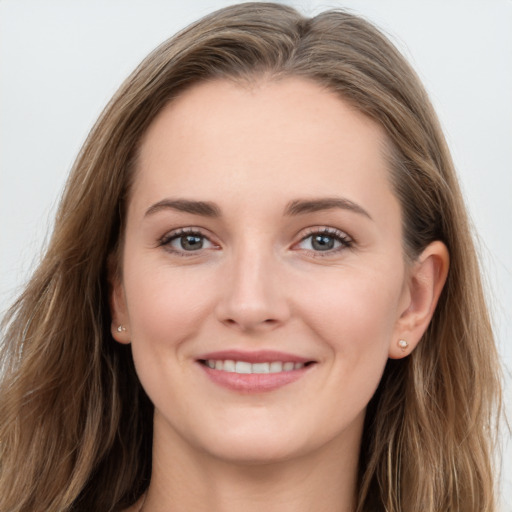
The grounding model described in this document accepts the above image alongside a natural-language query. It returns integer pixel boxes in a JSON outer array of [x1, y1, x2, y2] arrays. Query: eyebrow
[[145, 198, 221, 218], [284, 197, 372, 220], [144, 196, 372, 220]]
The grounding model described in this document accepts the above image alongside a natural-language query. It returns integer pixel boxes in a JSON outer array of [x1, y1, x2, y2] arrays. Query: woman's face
[[112, 77, 413, 463]]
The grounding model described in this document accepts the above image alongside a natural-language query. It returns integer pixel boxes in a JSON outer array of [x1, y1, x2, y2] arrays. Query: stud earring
[[117, 325, 127, 333], [398, 339, 409, 352]]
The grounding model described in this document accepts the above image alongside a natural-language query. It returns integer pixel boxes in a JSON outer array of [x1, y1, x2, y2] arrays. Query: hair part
[[0, 3, 501, 511]]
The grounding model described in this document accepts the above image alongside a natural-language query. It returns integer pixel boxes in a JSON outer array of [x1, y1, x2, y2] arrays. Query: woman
[[0, 3, 502, 511]]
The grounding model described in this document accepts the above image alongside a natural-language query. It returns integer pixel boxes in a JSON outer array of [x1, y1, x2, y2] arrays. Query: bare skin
[[114, 78, 449, 512]]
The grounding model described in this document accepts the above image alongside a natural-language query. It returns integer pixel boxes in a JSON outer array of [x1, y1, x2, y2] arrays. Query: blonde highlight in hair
[[0, 4, 501, 511]]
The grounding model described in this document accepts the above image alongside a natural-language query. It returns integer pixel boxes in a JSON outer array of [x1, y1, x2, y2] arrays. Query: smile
[[201, 360, 308, 373], [197, 352, 317, 393]]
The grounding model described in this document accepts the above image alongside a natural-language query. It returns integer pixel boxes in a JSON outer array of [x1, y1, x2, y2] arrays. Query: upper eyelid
[[158, 228, 219, 257], [160, 226, 212, 241], [296, 226, 353, 242], [157, 225, 353, 248], [157, 227, 218, 251], [293, 226, 354, 254]]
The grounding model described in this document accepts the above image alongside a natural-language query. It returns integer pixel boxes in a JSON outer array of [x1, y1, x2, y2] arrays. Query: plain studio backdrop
[[1, 0, 511, 508]]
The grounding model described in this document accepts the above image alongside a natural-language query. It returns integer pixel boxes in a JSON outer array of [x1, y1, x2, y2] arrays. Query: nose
[[214, 243, 291, 332]]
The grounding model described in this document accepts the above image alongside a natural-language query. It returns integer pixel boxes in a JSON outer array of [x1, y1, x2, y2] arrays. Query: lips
[[197, 350, 316, 392]]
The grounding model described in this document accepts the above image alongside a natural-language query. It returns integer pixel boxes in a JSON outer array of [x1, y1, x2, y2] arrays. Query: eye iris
[[181, 235, 203, 251], [312, 234, 335, 251]]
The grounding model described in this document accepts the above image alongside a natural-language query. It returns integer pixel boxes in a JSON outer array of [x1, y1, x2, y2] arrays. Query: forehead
[[131, 77, 396, 219]]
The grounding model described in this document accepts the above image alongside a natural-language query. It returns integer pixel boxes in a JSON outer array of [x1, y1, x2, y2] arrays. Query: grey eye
[[296, 229, 351, 254], [310, 234, 336, 251], [177, 234, 204, 251], [164, 231, 215, 253], [299, 233, 342, 252]]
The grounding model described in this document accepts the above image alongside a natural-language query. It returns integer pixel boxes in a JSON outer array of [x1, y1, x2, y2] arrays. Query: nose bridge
[[216, 235, 288, 330]]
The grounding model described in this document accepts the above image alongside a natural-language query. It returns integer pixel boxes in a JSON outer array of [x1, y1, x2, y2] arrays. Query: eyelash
[[158, 226, 353, 257], [295, 227, 353, 257], [158, 228, 216, 257]]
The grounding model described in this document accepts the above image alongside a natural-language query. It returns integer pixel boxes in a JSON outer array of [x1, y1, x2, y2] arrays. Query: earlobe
[[109, 275, 131, 345], [389, 241, 449, 359]]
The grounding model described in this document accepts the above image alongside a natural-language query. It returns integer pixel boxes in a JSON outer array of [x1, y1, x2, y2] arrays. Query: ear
[[109, 265, 131, 345], [389, 241, 449, 359]]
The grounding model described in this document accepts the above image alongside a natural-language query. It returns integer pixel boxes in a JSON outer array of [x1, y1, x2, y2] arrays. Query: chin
[[206, 438, 307, 466], [182, 417, 312, 465]]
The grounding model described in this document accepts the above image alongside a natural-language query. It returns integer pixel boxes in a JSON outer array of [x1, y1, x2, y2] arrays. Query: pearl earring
[[117, 325, 127, 333], [398, 339, 409, 352]]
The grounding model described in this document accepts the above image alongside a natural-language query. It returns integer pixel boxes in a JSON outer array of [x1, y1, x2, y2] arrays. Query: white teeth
[[203, 359, 309, 374], [269, 361, 283, 373], [223, 360, 235, 372], [252, 362, 270, 373], [235, 361, 252, 374]]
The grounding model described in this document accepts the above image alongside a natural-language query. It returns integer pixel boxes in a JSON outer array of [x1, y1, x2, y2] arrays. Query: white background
[[1, 0, 511, 508]]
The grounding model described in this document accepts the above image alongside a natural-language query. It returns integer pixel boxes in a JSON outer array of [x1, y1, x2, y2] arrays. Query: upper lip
[[197, 350, 314, 364]]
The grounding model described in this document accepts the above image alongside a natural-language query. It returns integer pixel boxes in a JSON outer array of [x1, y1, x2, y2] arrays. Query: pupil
[[181, 235, 203, 250], [312, 234, 334, 251]]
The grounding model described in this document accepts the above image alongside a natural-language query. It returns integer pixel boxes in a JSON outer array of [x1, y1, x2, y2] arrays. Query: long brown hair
[[0, 3, 501, 511]]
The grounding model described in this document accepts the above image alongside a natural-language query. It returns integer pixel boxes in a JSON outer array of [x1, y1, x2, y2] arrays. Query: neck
[[141, 412, 362, 512]]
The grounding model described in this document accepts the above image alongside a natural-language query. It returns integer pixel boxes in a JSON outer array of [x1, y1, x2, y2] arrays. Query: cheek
[[300, 266, 402, 341], [122, 259, 216, 359], [121, 262, 219, 421], [298, 267, 403, 420], [294, 263, 404, 394]]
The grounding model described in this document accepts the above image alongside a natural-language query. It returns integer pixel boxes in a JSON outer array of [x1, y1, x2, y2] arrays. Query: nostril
[[221, 316, 281, 330]]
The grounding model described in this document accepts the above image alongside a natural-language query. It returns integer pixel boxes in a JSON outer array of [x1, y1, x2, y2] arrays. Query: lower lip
[[198, 363, 313, 393]]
